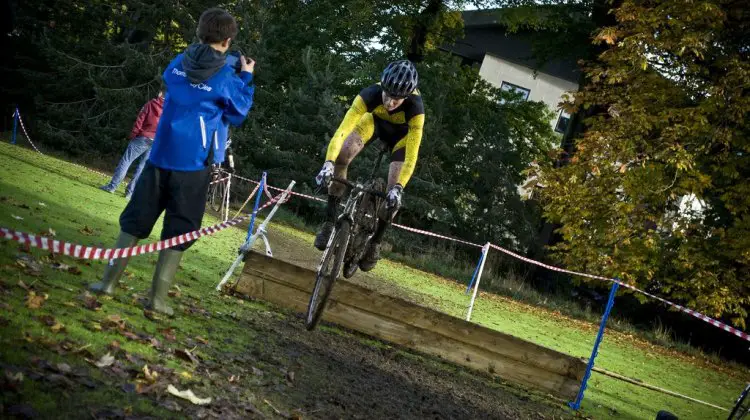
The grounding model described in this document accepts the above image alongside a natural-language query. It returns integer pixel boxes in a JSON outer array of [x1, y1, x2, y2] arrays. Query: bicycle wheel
[[728, 384, 750, 420], [343, 178, 385, 279], [210, 180, 224, 212], [306, 219, 350, 331]]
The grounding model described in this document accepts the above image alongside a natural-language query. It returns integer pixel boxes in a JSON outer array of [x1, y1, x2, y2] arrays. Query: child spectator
[[90, 8, 255, 316]]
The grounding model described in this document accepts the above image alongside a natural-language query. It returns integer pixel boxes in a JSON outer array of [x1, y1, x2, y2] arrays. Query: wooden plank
[[235, 251, 585, 399]]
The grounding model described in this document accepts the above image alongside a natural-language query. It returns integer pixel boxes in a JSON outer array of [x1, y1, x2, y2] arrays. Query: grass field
[[0, 142, 748, 419]]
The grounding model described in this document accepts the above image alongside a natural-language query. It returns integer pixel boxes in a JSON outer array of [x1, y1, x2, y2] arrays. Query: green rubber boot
[[89, 232, 139, 295], [146, 249, 183, 316]]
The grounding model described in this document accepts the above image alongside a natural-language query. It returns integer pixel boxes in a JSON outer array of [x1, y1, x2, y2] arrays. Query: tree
[[532, 0, 750, 326]]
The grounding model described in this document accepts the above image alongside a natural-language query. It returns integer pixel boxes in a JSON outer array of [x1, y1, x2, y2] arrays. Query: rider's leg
[[315, 114, 375, 250]]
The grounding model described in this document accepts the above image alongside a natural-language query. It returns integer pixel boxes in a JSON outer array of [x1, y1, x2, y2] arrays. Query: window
[[555, 110, 571, 134], [500, 81, 530, 104]]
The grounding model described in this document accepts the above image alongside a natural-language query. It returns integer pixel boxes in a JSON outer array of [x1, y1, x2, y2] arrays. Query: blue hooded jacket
[[149, 46, 254, 171]]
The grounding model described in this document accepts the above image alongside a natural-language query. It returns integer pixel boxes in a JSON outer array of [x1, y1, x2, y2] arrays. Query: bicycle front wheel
[[306, 219, 350, 331]]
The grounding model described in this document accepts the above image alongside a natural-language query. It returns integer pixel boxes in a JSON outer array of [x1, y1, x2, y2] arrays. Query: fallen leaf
[[286, 371, 295, 382], [50, 262, 71, 271], [79, 225, 97, 236], [195, 336, 209, 345], [180, 371, 193, 380], [17, 280, 30, 291], [144, 310, 162, 321], [142, 365, 158, 383], [39, 202, 47, 207], [149, 337, 163, 349], [167, 384, 212, 405], [50, 322, 65, 333], [81, 293, 102, 311], [121, 331, 139, 341], [39, 315, 56, 326], [174, 349, 199, 364], [26, 291, 48, 309], [12, 215, 23, 220], [227, 375, 238, 383], [136, 382, 158, 394], [159, 327, 177, 342], [6, 371, 24, 383], [94, 353, 115, 368], [108, 340, 121, 351]]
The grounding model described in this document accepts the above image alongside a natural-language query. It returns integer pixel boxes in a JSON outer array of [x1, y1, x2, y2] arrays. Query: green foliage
[[533, 0, 750, 327]]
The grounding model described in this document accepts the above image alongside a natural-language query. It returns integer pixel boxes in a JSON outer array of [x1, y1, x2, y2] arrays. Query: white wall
[[478, 53, 579, 129]]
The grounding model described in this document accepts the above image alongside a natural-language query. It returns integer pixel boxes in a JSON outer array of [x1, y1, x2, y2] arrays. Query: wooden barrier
[[232, 251, 587, 400]]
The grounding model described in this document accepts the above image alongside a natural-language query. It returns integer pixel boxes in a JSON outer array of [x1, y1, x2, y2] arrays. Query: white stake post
[[216, 180, 295, 292], [466, 242, 490, 322], [223, 174, 232, 222]]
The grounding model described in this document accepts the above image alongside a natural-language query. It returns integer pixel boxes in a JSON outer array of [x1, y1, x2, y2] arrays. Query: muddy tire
[[306, 219, 350, 330]]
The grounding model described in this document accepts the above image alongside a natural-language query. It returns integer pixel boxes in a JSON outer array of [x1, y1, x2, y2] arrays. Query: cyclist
[[314, 60, 424, 271]]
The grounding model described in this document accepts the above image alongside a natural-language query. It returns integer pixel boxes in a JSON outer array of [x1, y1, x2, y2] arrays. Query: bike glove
[[386, 184, 403, 209], [315, 161, 335, 186]]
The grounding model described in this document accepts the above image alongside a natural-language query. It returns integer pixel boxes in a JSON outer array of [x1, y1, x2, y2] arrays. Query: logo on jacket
[[172, 68, 187, 77], [190, 83, 212, 92]]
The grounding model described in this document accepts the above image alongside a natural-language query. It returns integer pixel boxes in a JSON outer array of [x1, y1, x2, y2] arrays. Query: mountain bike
[[206, 144, 235, 214], [305, 150, 388, 331]]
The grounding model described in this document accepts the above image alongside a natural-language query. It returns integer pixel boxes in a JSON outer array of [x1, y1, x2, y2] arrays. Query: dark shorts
[[120, 163, 211, 251]]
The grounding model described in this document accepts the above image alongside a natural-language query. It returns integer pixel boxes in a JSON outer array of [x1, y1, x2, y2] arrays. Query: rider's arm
[[325, 95, 368, 162], [397, 114, 425, 187]]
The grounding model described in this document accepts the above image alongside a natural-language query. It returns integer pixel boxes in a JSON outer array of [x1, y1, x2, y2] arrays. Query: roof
[[444, 9, 582, 83]]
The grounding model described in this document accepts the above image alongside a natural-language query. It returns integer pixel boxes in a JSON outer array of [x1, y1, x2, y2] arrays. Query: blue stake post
[[464, 248, 485, 295], [569, 280, 620, 410], [245, 172, 266, 243], [11, 108, 19, 145]]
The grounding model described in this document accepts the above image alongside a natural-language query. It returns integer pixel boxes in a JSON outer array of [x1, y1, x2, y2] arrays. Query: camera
[[225, 51, 243, 73]]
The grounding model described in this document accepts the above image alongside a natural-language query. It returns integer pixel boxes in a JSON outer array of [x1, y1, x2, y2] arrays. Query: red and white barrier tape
[[14, 109, 111, 178], [488, 244, 750, 342], [227, 171, 482, 247], [0, 190, 287, 260], [15, 110, 43, 154], [210, 176, 230, 186]]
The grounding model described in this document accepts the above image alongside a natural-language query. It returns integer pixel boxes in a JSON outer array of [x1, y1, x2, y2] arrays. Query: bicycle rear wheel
[[306, 219, 350, 330]]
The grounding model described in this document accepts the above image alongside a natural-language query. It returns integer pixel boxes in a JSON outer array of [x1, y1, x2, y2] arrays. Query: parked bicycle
[[206, 141, 235, 214]]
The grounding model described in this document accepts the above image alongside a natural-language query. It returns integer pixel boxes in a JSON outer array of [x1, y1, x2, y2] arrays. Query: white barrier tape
[[488, 244, 750, 342]]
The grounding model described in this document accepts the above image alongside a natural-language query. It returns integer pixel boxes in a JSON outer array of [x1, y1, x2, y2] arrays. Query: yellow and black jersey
[[326, 84, 425, 186]]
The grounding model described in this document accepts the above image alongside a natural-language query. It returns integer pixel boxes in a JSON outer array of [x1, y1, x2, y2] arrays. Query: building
[[443, 9, 583, 133]]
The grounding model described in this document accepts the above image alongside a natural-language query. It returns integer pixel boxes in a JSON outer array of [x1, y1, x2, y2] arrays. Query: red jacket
[[129, 96, 164, 140]]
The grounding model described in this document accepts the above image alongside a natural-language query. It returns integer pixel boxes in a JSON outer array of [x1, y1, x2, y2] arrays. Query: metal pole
[[466, 242, 490, 321], [11, 108, 18, 145], [569, 280, 620, 410]]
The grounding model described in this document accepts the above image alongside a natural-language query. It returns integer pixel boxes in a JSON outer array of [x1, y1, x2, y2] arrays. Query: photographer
[[89, 8, 255, 316]]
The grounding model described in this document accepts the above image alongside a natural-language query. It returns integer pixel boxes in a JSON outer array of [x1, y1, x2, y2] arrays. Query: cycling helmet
[[381, 60, 418, 98]]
